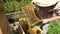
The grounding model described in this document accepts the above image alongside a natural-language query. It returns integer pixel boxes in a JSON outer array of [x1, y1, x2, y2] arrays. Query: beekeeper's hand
[[42, 16, 59, 24]]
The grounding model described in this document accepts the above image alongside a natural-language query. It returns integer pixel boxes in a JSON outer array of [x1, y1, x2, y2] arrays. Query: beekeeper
[[31, 0, 60, 34]]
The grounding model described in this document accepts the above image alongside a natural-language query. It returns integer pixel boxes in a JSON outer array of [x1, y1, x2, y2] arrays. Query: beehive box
[[22, 5, 42, 26]]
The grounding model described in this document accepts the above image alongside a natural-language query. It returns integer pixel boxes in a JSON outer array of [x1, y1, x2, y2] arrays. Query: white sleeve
[[56, 10, 60, 18], [53, 9, 60, 18]]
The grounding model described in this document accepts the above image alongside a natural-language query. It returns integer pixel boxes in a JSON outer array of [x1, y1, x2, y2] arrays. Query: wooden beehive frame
[[22, 5, 42, 26]]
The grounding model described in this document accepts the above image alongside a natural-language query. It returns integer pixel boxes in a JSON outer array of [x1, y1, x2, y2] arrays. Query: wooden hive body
[[22, 5, 43, 34], [22, 5, 42, 26]]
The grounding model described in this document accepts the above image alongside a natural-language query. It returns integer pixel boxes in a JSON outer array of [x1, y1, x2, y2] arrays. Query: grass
[[48, 20, 60, 34]]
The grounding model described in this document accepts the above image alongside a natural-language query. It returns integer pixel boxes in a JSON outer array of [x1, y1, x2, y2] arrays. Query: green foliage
[[4, 1, 14, 13], [4, 0, 31, 13], [3, 0, 31, 19], [48, 20, 60, 34]]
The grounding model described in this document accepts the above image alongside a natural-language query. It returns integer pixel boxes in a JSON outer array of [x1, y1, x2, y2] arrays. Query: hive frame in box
[[22, 4, 43, 34]]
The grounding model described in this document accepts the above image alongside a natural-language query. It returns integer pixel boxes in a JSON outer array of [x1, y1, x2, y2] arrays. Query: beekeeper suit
[[31, 0, 60, 34]]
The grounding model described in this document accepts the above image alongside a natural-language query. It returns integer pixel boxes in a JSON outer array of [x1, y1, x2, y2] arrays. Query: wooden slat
[[22, 5, 43, 34], [22, 5, 41, 26]]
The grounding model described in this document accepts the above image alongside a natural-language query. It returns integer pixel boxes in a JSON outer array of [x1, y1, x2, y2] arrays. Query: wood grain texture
[[0, 2, 11, 34], [22, 5, 43, 34]]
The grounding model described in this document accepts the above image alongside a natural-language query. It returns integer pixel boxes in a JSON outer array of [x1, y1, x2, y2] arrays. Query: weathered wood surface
[[0, 2, 11, 34], [22, 5, 43, 34], [22, 5, 42, 26]]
